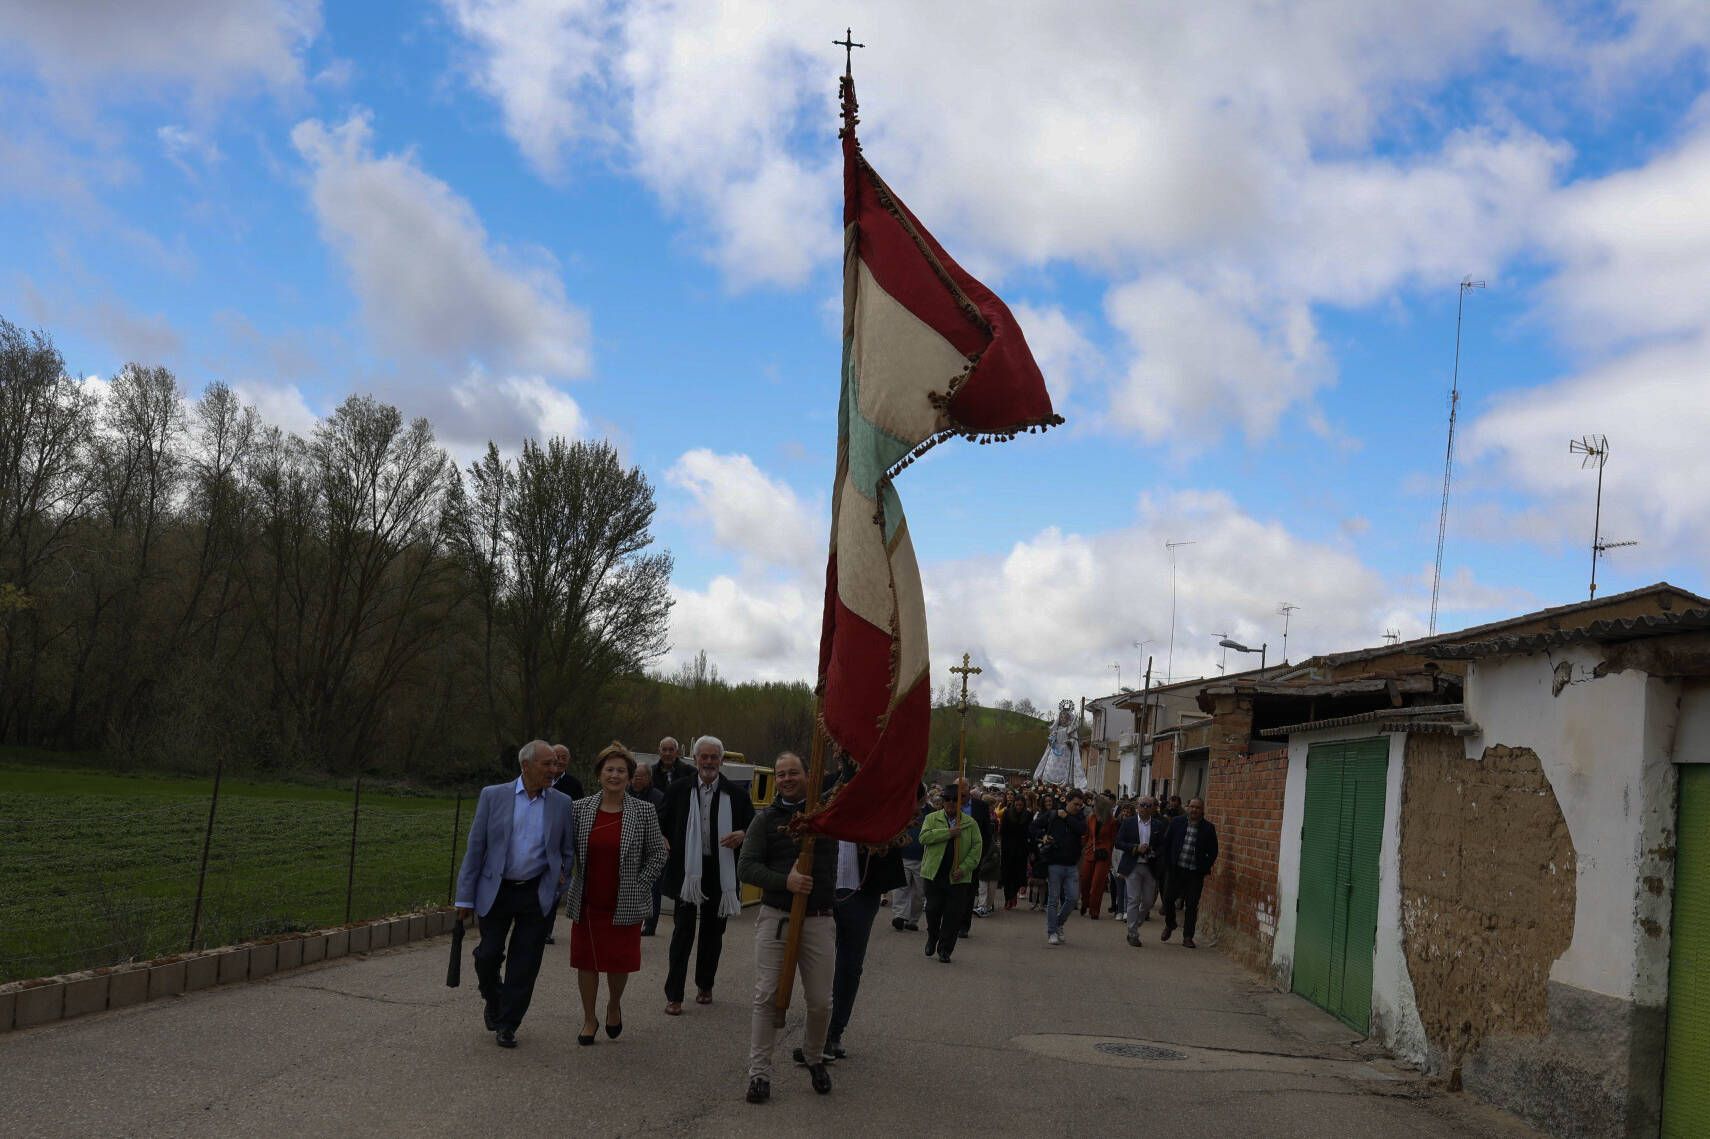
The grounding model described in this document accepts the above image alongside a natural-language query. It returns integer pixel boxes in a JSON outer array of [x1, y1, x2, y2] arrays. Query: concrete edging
[[0, 906, 457, 1035]]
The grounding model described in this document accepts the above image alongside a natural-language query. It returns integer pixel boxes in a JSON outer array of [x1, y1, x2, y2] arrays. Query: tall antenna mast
[[1429, 276, 1485, 636], [1569, 434, 1636, 600], [1165, 539, 1196, 682], [1277, 602, 1298, 663]]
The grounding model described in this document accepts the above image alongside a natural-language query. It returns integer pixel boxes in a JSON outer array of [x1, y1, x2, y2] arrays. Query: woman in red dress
[[566, 742, 667, 1044]]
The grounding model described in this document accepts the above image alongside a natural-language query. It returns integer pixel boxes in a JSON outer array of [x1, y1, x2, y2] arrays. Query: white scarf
[[681, 780, 741, 917]]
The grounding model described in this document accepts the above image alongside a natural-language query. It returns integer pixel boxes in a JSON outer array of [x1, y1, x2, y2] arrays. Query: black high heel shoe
[[605, 1020, 623, 1039], [578, 1023, 598, 1046]]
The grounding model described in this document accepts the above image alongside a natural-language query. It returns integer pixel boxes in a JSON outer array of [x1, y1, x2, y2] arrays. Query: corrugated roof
[[1314, 582, 1709, 666], [1262, 704, 1473, 738], [1422, 607, 1710, 660]]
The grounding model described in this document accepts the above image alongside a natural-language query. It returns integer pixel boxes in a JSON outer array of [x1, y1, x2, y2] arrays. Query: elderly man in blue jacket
[[455, 739, 577, 1048]]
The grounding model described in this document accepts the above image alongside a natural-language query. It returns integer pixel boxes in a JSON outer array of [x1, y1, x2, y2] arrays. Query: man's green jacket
[[919, 808, 982, 883]]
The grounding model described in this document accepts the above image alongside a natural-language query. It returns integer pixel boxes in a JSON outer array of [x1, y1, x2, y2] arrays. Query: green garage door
[[1293, 737, 1389, 1034], [1664, 764, 1710, 1137]]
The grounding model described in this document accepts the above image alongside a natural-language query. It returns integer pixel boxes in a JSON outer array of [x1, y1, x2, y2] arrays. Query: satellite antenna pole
[[1569, 434, 1635, 600], [1429, 276, 1485, 636], [1277, 602, 1298, 663]]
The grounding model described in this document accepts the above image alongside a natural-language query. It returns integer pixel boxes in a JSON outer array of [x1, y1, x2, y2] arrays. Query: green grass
[[0, 766, 472, 982]]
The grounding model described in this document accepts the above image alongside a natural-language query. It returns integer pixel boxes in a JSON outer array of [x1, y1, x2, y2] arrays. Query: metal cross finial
[[834, 27, 864, 75], [949, 652, 982, 712]]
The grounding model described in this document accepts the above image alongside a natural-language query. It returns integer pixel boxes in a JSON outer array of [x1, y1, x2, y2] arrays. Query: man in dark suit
[[652, 735, 693, 792], [454, 739, 577, 1047], [659, 734, 755, 1014], [541, 743, 584, 945], [1115, 795, 1168, 946], [1159, 796, 1219, 949]]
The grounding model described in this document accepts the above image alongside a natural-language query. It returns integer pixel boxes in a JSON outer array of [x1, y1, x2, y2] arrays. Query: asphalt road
[[0, 901, 1538, 1137]]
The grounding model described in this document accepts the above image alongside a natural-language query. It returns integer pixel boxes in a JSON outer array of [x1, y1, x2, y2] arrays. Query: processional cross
[[949, 652, 982, 868], [834, 27, 864, 73]]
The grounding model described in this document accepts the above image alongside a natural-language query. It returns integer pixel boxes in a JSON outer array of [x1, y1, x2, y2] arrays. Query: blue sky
[[3, 1, 1708, 704]]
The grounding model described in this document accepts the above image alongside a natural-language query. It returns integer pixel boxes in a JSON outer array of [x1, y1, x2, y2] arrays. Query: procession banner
[[798, 72, 1060, 845]]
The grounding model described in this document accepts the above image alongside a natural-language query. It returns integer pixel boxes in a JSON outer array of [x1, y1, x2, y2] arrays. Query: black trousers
[[923, 878, 970, 958], [1162, 867, 1206, 940], [829, 890, 881, 1045], [665, 855, 728, 1002], [473, 878, 551, 1031]]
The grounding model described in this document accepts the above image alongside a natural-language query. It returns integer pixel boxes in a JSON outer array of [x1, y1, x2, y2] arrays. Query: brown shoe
[[664, 1001, 683, 1016], [1183, 938, 1197, 949], [695, 990, 713, 1005]]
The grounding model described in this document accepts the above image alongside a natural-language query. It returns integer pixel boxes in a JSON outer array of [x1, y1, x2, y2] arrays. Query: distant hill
[[926, 704, 1053, 774]]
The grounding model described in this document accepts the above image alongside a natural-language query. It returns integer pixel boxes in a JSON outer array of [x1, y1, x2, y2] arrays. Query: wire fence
[[0, 772, 467, 984]]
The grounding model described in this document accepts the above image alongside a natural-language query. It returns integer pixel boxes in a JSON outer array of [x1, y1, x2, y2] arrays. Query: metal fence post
[[447, 790, 463, 902], [187, 754, 226, 952], [345, 776, 362, 924]]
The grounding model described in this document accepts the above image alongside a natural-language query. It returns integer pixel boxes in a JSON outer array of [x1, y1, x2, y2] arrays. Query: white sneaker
[[1048, 931, 1062, 946]]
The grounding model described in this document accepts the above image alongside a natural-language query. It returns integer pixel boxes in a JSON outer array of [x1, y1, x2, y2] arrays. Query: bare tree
[[0, 321, 95, 741]]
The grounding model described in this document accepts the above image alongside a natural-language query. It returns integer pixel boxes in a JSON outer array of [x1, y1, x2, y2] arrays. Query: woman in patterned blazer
[[565, 742, 668, 1044]]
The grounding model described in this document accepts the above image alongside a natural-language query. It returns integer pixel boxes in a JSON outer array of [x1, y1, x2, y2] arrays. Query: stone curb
[[0, 907, 458, 1035]]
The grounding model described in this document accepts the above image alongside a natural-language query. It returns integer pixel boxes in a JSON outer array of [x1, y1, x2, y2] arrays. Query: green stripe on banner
[[841, 337, 915, 544]]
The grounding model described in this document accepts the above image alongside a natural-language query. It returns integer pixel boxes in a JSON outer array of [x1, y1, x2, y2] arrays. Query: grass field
[[0, 764, 470, 983]]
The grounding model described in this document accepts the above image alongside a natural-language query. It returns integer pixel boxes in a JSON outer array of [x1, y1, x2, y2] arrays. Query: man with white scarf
[[660, 734, 755, 1016]]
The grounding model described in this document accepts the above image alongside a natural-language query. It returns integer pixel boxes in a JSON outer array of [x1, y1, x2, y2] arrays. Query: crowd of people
[[452, 740, 1219, 1105], [891, 780, 1220, 951]]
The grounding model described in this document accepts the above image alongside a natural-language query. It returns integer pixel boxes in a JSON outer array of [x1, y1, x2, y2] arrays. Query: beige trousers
[[748, 905, 834, 1080]]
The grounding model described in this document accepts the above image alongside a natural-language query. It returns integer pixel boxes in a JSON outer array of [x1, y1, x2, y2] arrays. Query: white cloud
[[659, 449, 1463, 704], [0, 0, 319, 98], [1105, 275, 1329, 446], [1460, 120, 1710, 571], [157, 125, 223, 175], [1463, 332, 1710, 564], [438, 0, 1584, 447], [291, 111, 592, 380], [666, 449, 820, 573], [1535, 124, 1710, 350], [232, 380, 320, 437]]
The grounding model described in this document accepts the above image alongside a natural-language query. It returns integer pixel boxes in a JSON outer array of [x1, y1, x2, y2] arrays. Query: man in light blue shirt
[[455, 739, 577, 1047]]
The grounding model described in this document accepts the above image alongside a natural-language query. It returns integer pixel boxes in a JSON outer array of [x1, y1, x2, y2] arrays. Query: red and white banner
[[798, 73, 1060, 845]]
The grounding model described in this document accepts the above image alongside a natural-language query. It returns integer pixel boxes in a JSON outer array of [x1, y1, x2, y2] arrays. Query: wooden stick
[[773, 712, 827, 1026]]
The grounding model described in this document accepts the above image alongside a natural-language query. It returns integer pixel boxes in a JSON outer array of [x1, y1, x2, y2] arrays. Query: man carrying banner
[[740, 752, 838, 1103]]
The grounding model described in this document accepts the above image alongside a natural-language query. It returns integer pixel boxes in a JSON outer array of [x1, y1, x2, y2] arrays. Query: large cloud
[[1462, 121, 1710, 569], [659, 450, 1482, 704], [0, 0, 319, 97], [439, 0, 1595, 452], [291, 111, 592, 380]]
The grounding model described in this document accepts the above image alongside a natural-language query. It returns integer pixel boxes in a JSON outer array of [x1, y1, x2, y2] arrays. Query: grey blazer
[[564, 794, 668, 926]]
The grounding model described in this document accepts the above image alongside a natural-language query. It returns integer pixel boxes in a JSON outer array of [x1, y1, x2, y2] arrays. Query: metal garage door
[[1292, 738, 1389, 1034], [1663, 764, 1709, 1136]]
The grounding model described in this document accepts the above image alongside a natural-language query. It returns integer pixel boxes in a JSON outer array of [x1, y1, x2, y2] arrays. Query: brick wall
[[1201, 744, 1289, 974]]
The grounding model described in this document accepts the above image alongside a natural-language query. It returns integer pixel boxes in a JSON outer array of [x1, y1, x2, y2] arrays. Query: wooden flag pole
[[773, 709, 827, 1026]]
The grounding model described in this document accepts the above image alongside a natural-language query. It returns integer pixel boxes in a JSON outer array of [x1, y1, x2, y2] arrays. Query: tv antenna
[[1165, 540, 1196, 682], [1429, 275, 1485, 636], [1569, 434, 1636, 599], [1211, 632, 1231, 675], [1383, 628, 1401, 645], [1277, 602, 1298, 663]]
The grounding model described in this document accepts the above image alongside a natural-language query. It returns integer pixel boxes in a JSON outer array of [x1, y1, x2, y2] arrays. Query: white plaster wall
[[1463, 649, 1659, 1002], [1675, 679, 1710, 764], [1268, 727, 1429, 1065]]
